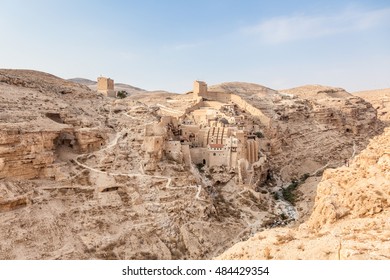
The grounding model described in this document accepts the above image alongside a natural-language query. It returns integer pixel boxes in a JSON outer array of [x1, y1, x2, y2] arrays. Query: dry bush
[[275, 233, 295, 245], [263, 247, 272, 260]]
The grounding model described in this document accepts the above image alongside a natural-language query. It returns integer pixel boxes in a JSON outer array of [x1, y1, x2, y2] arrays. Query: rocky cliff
[[0, 70, 107, 180], [354, 88, 390, 125], [218, 127, 390, 260]]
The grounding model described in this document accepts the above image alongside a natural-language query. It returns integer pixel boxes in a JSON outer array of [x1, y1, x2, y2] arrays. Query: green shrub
[[282, 181, 299, 205], [300, 173, 310, 182], [117, 90, 127, 99], [255, 131, 264, 138], [196, 163, 204, 173]]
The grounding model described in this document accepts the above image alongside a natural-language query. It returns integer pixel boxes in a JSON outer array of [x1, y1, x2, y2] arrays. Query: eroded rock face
[[0, 70, 108, 180], [354, 88, 390, 125], [267, 86, 381, 182], [74, 128, 107, 153], [218, 128, 390, 260], [307, 128, 390, 230], [0, 128, 60, 179]]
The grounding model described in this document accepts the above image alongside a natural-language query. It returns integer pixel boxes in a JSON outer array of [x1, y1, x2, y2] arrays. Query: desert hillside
[[69, 77, 146, 96], [0, 69, 386, 259]]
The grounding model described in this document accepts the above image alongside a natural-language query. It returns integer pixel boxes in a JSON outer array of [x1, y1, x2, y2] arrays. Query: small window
[[213, 153, 216, 156]]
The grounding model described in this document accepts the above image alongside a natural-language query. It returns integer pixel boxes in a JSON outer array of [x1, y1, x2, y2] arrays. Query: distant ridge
[[68, 77, 146, 95], [68, 78, 96, 86]]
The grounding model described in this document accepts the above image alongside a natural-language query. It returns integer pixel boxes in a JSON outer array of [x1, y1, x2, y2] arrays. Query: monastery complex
[[142, 81, 268, 185]]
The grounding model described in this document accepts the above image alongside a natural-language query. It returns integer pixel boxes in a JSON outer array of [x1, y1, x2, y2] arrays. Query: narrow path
[[72, 130, 202, 200], [350, 140, 357, 160], [101, 132, 121, 151], [156, 103, 184, 115], [310, 162, 330, 176]]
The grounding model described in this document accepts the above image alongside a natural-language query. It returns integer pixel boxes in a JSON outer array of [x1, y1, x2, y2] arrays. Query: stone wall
[[142, 136, 165, 154], [165, 141, 183, 163], [208, 148, 228, 167], [190, 147, 208, 165], [230, 94, 271, 127], [181, 144, 192, 167], [192, 81, 271, 127]]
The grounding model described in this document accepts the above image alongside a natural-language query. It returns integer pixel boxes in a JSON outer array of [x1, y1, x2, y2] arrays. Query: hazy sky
[[1, 0, 389, 92]]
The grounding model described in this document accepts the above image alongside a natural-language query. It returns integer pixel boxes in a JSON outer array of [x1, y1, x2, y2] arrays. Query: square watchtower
[[97, 77, 116, 97]]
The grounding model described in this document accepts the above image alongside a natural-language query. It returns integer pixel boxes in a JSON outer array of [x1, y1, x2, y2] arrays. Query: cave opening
[[46, 113, 64, 124]]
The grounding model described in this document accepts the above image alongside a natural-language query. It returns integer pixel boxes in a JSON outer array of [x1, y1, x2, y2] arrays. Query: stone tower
[[193, 80, 207, 98], [97, 77, 116, 97]]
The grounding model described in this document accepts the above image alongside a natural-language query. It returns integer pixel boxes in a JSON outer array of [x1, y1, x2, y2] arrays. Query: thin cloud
[[171, 42, 207, 51], [243, 8, 390, 44]]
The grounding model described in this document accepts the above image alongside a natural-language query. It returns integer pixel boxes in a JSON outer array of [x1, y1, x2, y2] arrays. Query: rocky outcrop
[[75, 128, 107, 153], [0, 127, 61, 179], [307, 128, 390, 230], [218, 128, 390, 260], [0, 69, 109, 180], [0, 125, 107, 180], [266, 91, 380, 181], [354, 88, 390, 125]]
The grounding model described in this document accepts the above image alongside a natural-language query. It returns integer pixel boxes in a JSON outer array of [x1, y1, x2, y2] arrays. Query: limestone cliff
[[218, 128, 390, 260], [0, 70, 108, 180]]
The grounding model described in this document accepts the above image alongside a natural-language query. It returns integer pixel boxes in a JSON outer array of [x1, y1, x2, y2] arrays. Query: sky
[[1, 0, 389, 92]]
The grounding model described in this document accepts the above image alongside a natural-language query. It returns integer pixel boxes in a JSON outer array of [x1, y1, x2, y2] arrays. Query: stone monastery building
[[142, 81, 265, 185]]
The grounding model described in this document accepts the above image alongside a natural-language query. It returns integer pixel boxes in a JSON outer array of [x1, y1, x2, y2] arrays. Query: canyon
[[0, 69, 388, 260]]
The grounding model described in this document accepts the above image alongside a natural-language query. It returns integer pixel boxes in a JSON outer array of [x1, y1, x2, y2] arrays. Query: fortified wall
[[192, 81, 271, 126]]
